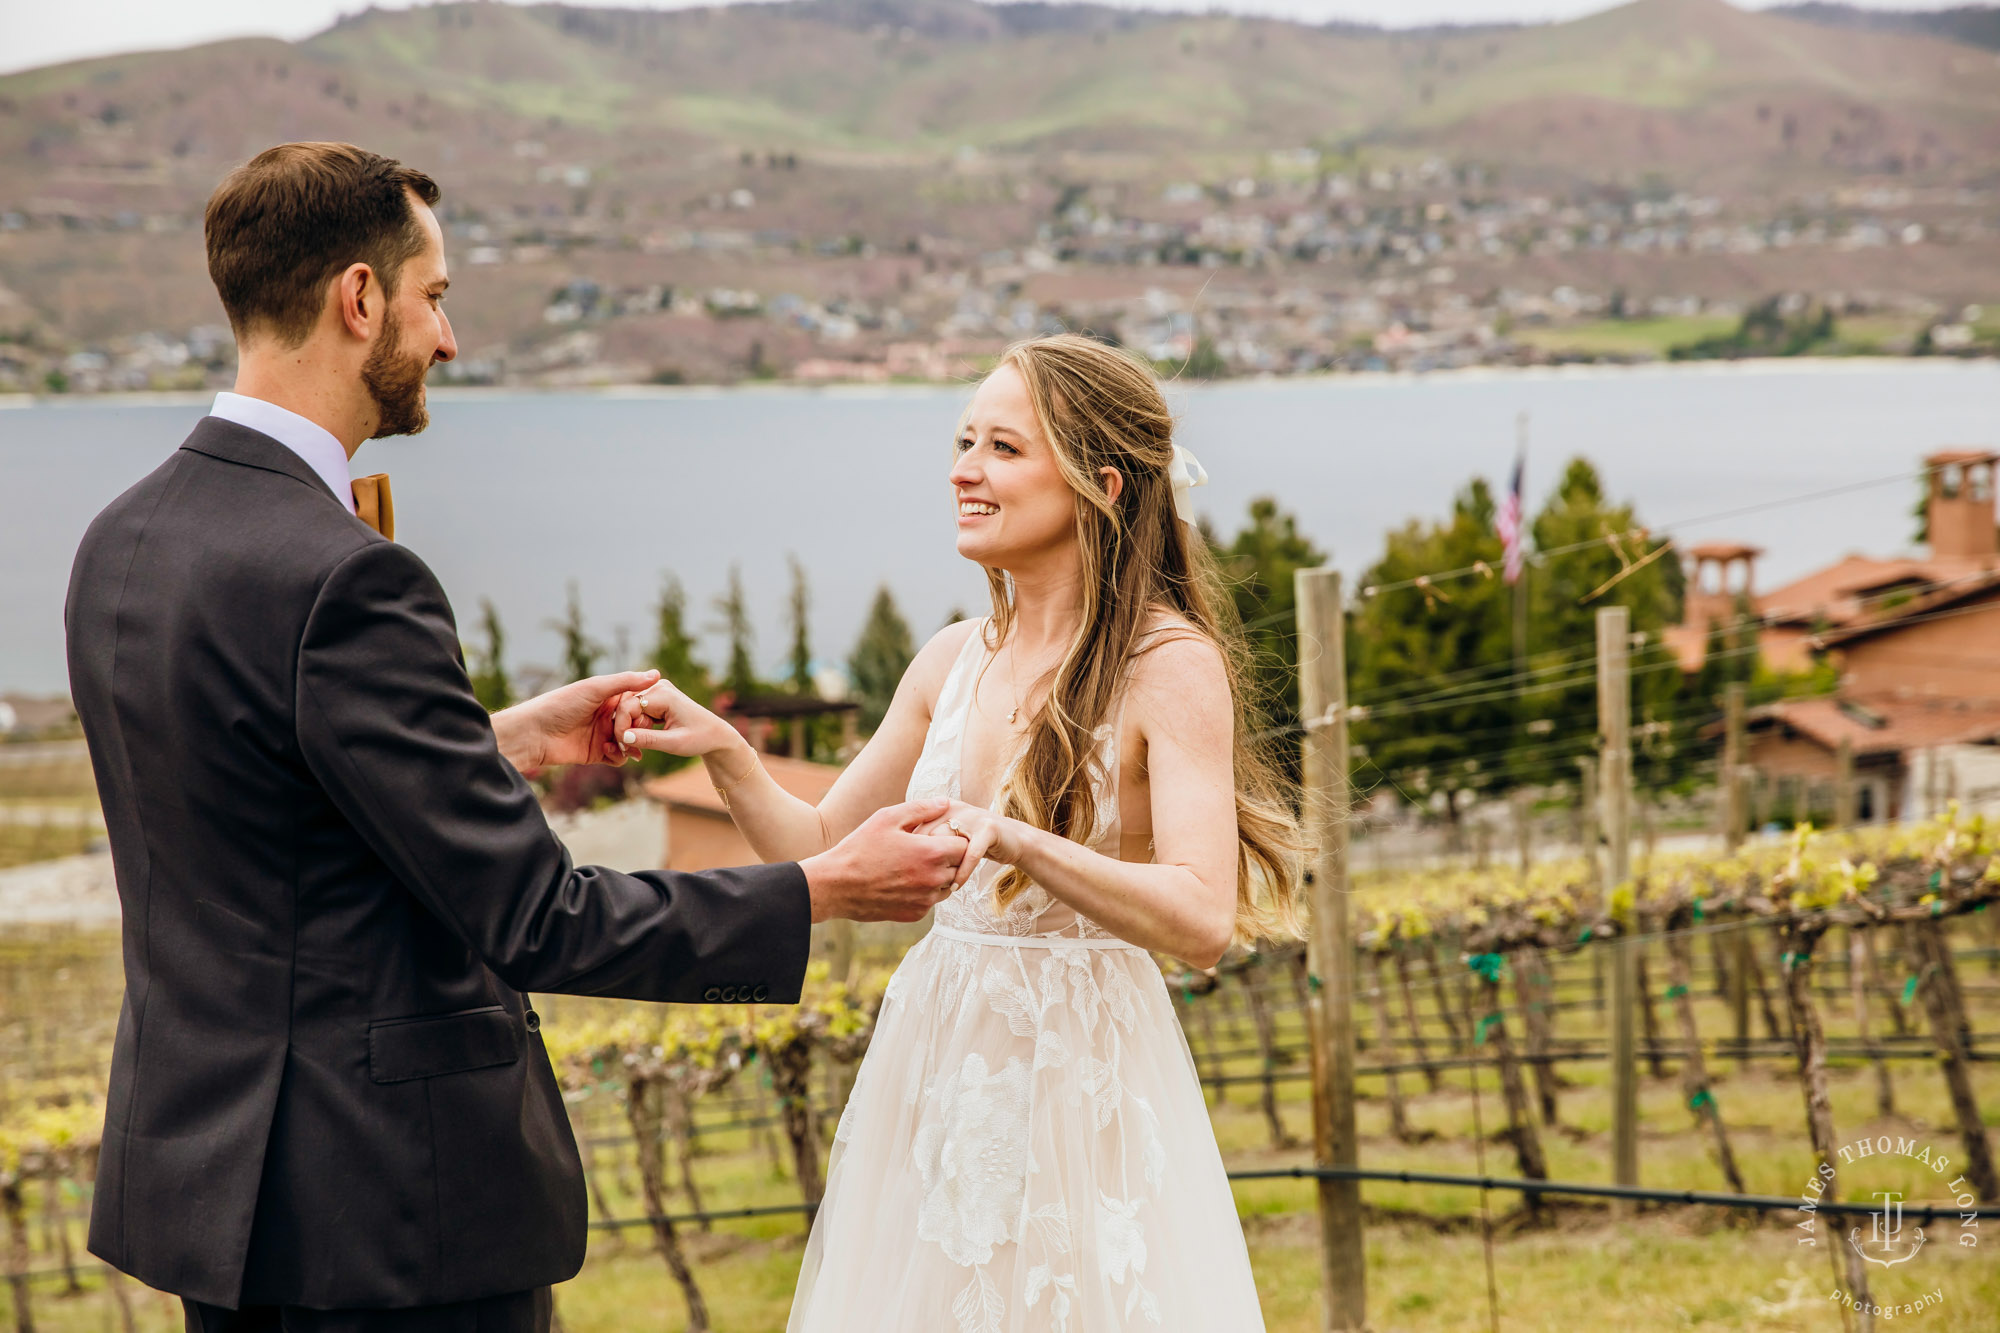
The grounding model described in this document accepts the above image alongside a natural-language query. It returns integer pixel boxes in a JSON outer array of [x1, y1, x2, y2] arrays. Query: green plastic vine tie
[[1665, 983, 1689, 1001], [1467, 952, 1504, 984], [1691, 898, 1705, 923], [1577, 926, 1594, 944], [1931, 898, 1945, 917], [1474, 1012, 1502, 1046], [1902, 975, 1920, 1005], [1687, 1088, 1715, 1113], [1929, 869, 1944, 891], [1307, 972, 1324, 992]]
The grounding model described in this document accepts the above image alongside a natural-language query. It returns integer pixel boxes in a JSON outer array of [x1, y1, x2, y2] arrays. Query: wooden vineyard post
[[824, 918, 857, 987], [1193, 985, 1228, 1104], [1777, 925, 1872, 1326], [1392, 946, 1444, 1091], [1471, 954, 1549, 1192], [624, 1075, 711, 1332], [2, 1160, 34, 1333], [1847, 927, 1895, 1120], [1599, 605, 1640, 1195], [1859, 924, 1908, 1038], [1907, 919, 2000, 1201], [1635, 930, 1667, 1080], [1664, 924, 1745, 1193], [1245, 960, 1298, 1149], [1724, 683, 1752, 1066], [1367, 950, 1418, 1142], [1512, 787, 1532, 878], [1834, 738, 1855, 829], [1514, 947, 1561, 1126], [1579, 756, 1606, 1018], [1427, 939, 1468, 1054], [1296, 566, 1365, 1331]]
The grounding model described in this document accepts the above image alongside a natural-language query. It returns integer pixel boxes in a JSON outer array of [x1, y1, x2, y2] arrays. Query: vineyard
[[4, 807, 2000, 1331]]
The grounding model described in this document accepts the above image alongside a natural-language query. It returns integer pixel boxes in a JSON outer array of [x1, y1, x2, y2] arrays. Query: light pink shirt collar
[[208, 392, 357, 515]]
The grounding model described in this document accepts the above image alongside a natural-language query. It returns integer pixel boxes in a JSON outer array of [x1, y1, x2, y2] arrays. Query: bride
[[623, 333, 1303, 1331]]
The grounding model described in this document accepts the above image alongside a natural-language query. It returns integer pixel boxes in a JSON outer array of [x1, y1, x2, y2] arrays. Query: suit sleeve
[[295, 540, 811, 1003]]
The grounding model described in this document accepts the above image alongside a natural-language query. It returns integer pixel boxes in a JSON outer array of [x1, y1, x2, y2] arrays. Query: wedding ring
[[946, 819, 966, 837]]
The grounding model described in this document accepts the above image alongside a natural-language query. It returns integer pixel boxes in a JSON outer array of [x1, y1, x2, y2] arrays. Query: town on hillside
[[3, 0, 1999, 392]]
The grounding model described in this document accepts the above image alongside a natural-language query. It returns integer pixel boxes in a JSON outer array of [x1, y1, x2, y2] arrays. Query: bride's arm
[[946, 634, 1239, 969], [624, 621, 980, 864]]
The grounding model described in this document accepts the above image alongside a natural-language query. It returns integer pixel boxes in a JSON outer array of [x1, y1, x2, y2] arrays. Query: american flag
[[1497, 452, 1525, 584]]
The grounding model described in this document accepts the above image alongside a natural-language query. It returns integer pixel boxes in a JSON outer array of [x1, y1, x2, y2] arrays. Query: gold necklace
[[1004, 642, 1024, 726]]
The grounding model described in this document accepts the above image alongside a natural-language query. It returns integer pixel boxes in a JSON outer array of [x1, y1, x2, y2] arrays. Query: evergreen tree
[[1211, 497, 1328, 766], [712, 565, 760, 701], [849, 586, 916, 734], [1527, 458, 1685, 792], [649, 574, 712, 703], [467, 598, 514, 712], [786, 555, 815, 696], [548, 581, 604, 683], [1349, 479, 1515, 824]]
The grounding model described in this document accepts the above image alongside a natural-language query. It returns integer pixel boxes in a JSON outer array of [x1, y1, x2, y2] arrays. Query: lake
[[4, 359, 1996, 695]]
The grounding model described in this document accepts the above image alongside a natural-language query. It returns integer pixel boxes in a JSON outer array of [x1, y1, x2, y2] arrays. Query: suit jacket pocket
[[368, 1005, 523, 1084]]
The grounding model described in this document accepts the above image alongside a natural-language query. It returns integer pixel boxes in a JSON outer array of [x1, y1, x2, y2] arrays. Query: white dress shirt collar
[[208, 392, 357, 515]]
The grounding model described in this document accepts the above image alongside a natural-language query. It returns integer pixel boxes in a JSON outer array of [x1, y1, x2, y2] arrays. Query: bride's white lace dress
[[788, 626, 1266, 1332]]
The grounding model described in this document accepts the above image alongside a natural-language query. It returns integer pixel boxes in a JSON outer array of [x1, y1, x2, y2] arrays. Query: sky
[[0, 0, 1966, 77]]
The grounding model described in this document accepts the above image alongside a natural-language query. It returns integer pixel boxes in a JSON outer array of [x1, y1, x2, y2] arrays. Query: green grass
[[1513, 316, 1739, 359]]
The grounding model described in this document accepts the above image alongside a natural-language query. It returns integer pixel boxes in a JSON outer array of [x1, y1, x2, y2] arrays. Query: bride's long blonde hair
[[980, 334, 1304, 945]]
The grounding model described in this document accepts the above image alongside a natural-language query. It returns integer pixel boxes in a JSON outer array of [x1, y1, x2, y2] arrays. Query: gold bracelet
[[710, 754, 757, 810]]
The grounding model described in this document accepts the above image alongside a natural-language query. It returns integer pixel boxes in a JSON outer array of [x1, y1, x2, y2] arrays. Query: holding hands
[[613, 678, 982, 924]]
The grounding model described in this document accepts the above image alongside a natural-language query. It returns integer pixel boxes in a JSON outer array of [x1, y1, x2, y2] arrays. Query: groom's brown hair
[[205, 142, 440, 348]]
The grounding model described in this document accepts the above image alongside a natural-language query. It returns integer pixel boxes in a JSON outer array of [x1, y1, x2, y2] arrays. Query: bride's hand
[[616, 678, 741, 759], [933, 800, 1026, 889]]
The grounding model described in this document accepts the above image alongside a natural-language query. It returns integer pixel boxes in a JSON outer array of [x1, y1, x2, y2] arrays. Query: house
[[1679, 450, 2000, 823], [643, 754, 842, 872]]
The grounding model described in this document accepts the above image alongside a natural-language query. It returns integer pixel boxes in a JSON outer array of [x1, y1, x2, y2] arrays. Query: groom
[[65, 141, 965, 1332]]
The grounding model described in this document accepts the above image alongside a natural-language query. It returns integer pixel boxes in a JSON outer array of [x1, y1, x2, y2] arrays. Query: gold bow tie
[[351, 473, 395, 540]]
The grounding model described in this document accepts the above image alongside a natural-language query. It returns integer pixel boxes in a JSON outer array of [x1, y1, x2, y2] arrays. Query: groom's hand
[[800, 798, 968, 924], [491, 669, 661, 772]]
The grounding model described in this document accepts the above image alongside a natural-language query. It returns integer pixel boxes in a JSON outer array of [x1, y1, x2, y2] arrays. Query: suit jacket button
[[752, 984, 769, 1002], [720, 985, 738, 1002], [524, 1010, 541, 1033], [703, 987, 722, 1002]]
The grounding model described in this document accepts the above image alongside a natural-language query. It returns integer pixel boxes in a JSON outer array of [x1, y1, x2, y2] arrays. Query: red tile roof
[[1745, 695, 2000, 758], [1757, 554, 1999, 629]]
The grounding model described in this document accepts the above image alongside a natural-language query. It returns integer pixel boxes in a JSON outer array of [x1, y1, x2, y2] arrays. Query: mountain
[[1778, 3, 2000, 53], [1, 0, 1996, 385], [7, 0, 1997, 182]]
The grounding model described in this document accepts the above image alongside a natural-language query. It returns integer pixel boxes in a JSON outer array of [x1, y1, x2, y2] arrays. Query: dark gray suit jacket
[[65, 416, 810, 1309]]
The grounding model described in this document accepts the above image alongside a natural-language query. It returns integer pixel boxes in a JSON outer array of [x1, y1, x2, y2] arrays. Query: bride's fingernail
[[623, 730, 637, 744]]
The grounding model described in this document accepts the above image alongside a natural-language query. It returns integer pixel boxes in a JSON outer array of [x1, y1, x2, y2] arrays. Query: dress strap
[[933, 619, 990, 725]]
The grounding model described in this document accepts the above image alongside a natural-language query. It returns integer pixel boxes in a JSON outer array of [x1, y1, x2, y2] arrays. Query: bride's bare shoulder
[[1128, 612, 1229, 725], [899, 616, 985, 709]]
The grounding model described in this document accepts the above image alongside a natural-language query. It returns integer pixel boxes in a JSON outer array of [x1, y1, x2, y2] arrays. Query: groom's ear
[[333, 262, 383, 343]]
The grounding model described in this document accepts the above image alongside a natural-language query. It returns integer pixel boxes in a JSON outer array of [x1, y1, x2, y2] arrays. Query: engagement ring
[[947, 819, 966, 837]]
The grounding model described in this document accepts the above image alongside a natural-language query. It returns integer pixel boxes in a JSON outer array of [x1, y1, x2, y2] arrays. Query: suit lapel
[[179, 416, 347, 510]]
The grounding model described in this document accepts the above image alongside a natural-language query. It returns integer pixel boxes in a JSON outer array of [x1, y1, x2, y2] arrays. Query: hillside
[[1, 0, 1997, 388], [1779, 3, 2000, 53]]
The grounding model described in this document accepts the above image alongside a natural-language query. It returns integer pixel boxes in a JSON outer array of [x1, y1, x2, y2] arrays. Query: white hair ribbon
[[1169, 443, 1209, 525]]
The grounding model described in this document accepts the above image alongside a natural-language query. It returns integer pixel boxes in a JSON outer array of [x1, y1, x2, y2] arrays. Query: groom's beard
[[364, 308, 432, 439]]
